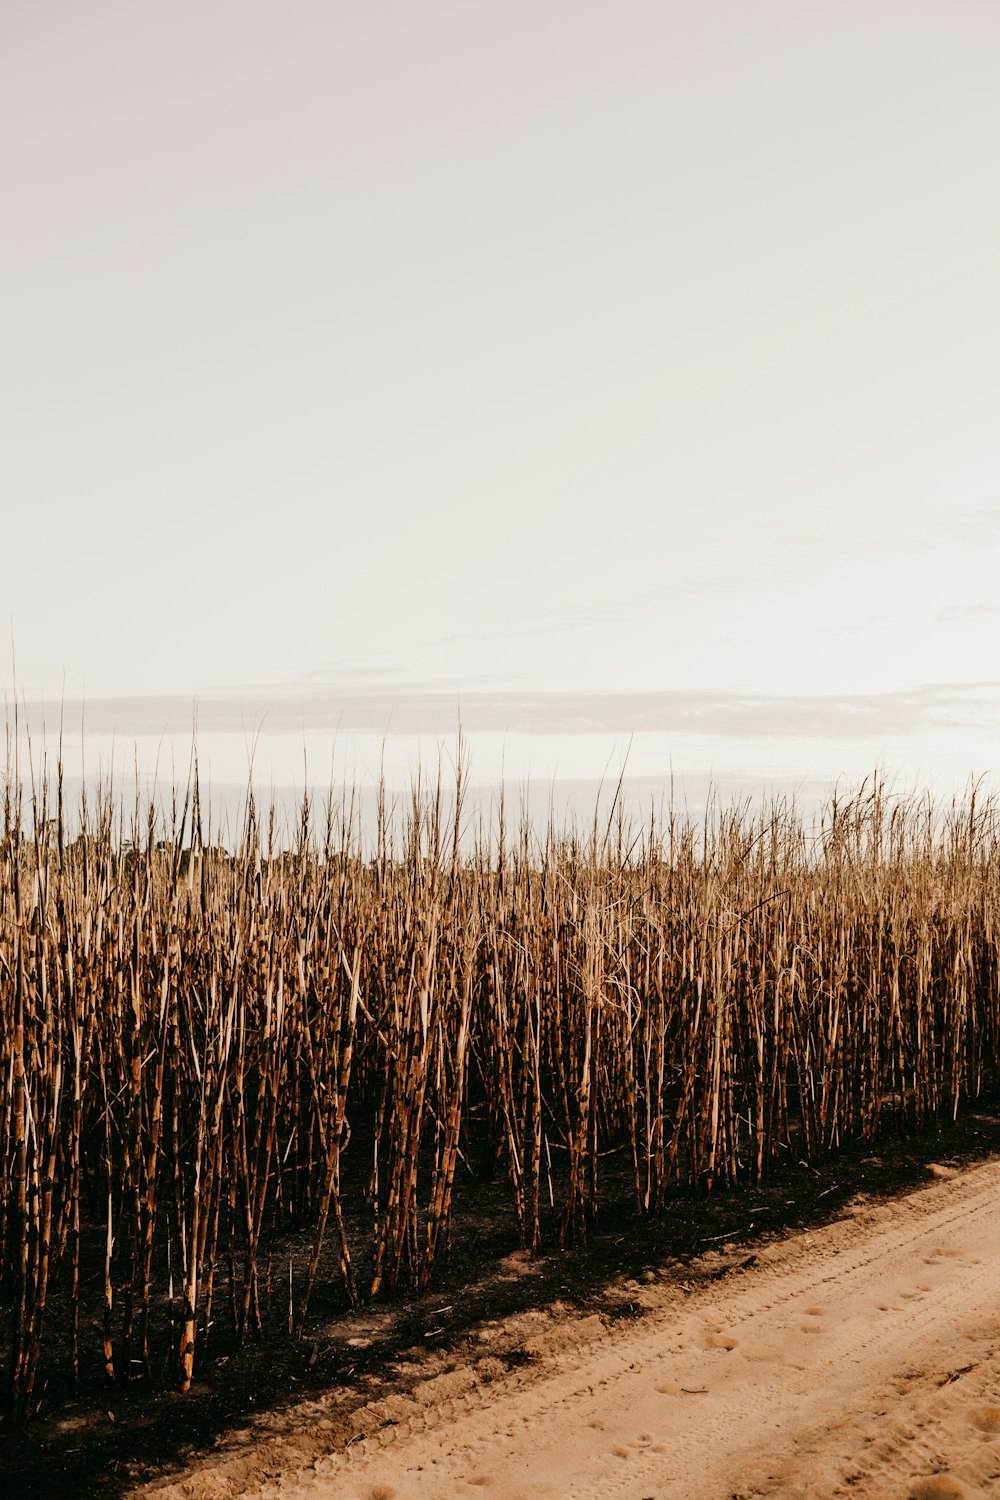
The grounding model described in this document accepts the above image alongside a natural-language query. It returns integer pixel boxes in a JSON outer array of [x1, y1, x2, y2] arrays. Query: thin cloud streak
[[917, 502, 1000, 549], [8, 680, 1000, 743], [824, 601, 1000, 636], [933, 602, 1000, 624], [442, 595, 659, 647]]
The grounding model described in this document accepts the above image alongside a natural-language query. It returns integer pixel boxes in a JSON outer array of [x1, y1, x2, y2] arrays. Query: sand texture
[[140, 1158, 1000, 1500]]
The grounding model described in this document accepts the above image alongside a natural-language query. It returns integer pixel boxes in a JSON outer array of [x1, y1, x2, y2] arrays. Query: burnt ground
[[4, 1103, 1000, 1500]]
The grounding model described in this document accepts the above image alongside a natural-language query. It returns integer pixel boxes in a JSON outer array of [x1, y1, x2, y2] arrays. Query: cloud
[[933, 601, 1000, 624], [8, 678, 1000, 743]]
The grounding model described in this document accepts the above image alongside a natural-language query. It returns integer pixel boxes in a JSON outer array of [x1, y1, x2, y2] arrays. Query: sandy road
[[146, 1158, 1000, 1500]]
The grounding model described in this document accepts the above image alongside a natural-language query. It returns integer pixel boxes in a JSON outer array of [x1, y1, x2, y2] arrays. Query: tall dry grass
[[2, 755, 999, 1423]]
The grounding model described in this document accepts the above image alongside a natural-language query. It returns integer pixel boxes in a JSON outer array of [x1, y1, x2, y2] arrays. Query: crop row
[[2, 768, 998, 1423]]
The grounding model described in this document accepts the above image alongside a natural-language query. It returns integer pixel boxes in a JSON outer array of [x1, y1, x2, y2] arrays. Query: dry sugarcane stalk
[[4, 754, 1000, 1422]]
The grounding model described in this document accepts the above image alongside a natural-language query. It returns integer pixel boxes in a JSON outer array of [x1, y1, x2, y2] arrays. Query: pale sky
[[4, 2, 1000, 798]]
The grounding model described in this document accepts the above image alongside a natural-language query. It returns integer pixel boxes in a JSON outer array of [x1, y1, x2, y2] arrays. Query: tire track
[[331, 1160, 1000, 1499]]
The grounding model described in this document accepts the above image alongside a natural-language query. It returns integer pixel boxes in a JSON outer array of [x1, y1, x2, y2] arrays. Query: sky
[[3, 2, 1000, 807]]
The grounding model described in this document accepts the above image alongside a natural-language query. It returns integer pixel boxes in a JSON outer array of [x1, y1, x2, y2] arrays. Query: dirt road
[[145, 1157, 1000, 1500]]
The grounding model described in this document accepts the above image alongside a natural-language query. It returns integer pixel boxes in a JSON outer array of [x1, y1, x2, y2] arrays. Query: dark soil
[[4, 1103, 1000, 1500]]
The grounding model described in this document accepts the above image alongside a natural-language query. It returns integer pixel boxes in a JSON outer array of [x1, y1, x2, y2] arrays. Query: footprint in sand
[[703, 1332, 739, 1351], [358, 1488, 398, 1500], [969, 1405, 1000, 1435], [741, 1346, 782, 1364], [908, 1478, 969, 1499], [610, 1434, 657, 1460]]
